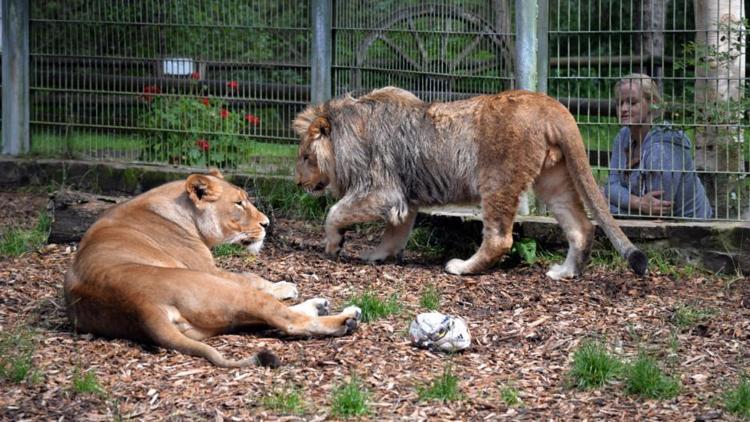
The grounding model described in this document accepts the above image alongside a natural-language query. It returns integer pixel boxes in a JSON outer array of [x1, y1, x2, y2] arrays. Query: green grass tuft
[[622, 354, 681, 400], [419, 285, 441, 311], [347, 291, 401, 323], [671, 304, 715, 330], [253, 178, 330, 221], [0, 326, 40, 383], [724, 376, 750, 419], [212, 243, 247, 258], [261, 386, 305, 415], [330, 377, 370, 417], [500, 384, 524, 407], [0, 210, 51, 257], [417, 366, 462, 402], [568, 341, 623, 389], [406, 226, 446, 259], [72, 368, 106, 396]]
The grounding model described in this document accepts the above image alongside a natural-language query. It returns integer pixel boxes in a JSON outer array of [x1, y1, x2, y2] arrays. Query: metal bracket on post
[[311, 0, 333, 105], [2, 0, 30, 156], [514, 0, 539, 215]]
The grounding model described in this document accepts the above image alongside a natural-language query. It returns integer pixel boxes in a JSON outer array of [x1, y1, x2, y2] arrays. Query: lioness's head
[[292, 107, 336, 197], [186, 169, 269, 254]]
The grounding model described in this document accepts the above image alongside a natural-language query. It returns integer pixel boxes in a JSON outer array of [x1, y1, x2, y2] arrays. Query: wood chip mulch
[[1, 192, 749, 421]]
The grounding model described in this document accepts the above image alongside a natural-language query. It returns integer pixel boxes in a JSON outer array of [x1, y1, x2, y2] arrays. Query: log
[[48, 190, 128, 244]]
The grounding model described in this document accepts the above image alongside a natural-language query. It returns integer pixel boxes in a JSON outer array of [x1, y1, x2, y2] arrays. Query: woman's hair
[[615, 73, 662, 116]]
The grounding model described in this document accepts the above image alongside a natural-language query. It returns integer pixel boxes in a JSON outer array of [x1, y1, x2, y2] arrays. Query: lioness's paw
[[341, 305, 362, 335], [269, 281, 299, 301], [291, 298, 330, 317], [546, 264, 576, 280], [445, 259, 469, 275]]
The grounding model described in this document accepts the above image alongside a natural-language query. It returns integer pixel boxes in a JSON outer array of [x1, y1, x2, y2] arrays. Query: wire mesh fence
[[3, 0, 749, 221]]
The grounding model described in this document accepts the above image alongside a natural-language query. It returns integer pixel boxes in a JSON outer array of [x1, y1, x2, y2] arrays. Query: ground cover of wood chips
[[1, 191, 749, 421]]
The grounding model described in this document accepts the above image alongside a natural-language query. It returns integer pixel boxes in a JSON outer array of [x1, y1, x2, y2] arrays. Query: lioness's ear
[[207, 167, 224, 179], [186, 174, 223, 206], [309, 116, 331, 139]]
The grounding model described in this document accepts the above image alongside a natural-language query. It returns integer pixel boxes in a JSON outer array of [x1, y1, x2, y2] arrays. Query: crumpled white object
[[409, 312, 471, 352]]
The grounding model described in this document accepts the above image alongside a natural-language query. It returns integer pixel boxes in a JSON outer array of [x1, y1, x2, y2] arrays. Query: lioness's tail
[[143, 312, 280, 368], [556, 113, 648, 277]]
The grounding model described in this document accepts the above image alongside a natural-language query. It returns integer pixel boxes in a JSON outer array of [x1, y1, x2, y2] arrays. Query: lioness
[[293, 87, 647, 279], [64, 169, 361, 367]]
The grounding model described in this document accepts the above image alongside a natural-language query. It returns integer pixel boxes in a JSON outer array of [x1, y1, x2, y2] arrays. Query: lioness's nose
[[260, 220, 269, 229]]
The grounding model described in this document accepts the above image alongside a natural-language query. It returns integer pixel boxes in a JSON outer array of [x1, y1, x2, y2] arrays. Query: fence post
[[311, 0, 332, 104], [536, 0, 548, 94], [1, 0, 30, 156], [514, 0, 538, 215]]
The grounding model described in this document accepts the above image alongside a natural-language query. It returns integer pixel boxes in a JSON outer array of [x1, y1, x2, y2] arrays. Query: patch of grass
[[510, 238, 537, 264], [406, 225, 446, 259], [536, 248, 566, 266], [724, 376, 750, 419], [253, 178, 330, 220], [330, 377, 370, 418], [347, 291, 402, 323], [0, 210, 51, 257], [0, 326, 40, 383], [419, 285, 441, 310], [590, 247, 627, 270], [671, 304, 715, 330], [418, 366, 462, 402], [622, 354, 681, 400], [568, 341, 623, 390], [72, 368, 106, 396], [212, 243, 247, 257], [261, 386, 305, 415], [500, 384, 524, 407]]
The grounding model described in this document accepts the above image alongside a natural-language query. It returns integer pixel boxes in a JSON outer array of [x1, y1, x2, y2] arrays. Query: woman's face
[[616, 82, 651, 126]]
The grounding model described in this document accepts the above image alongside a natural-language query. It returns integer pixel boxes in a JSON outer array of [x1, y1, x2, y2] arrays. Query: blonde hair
[[615, 73, 662, 117]]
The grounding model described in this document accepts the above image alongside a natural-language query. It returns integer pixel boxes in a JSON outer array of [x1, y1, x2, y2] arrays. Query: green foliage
[[347, 291, 402, 323], [212, 243, 247, 258], [500, 384, 524, 408], [510, 238, 537, 264], [419, 285, 441, 311], [261, 386, 305, 415], [671, 304, 715, 330], [406, 226, 446, 259], [72, 368, 106, 396], [252, 178, 330, 221], [622, 354, 681, 400], [589, 247, 627, 270], [417, 366, 461, 402], [568, 341, 623, 390], [0, 210, 51, 257], [330, 377, 370, 418], [724, 376, 750, 419], [0, 326, 40, 384]]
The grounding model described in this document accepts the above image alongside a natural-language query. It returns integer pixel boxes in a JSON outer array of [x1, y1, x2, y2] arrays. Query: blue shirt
[[603, 124, 713, 219]]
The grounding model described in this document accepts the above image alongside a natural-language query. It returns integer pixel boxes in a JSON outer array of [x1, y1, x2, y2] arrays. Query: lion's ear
[[207, 167, 224, 179], [309, 116, 331, 139], [186, 174, 223, 206]]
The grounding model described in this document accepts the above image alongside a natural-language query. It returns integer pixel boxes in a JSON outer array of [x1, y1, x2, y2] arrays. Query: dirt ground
[[1, 190, 749, 421]]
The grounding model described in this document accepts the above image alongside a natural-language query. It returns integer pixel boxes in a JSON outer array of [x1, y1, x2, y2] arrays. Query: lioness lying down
[[293, 87, 647, 279], [64, 169, 361, 367]]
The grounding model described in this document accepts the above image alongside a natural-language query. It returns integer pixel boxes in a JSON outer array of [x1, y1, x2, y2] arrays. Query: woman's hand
[[635, 190, 673, 215]]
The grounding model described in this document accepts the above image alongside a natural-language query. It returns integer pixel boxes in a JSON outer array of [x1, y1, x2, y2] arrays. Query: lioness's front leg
[[324, 194, 383, 256], [216, 270, 298, 301]]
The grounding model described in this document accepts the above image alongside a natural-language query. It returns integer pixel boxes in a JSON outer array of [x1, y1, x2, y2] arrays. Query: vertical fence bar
[[311, 0, 332, 104], [2, 0, 29, 155], [515, 0, 538, 215], [537, 0, 549, 94]]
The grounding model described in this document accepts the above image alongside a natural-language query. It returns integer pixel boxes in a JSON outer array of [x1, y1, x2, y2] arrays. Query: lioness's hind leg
[[533, 161, 594, 279], [361, 207, 418, 263]]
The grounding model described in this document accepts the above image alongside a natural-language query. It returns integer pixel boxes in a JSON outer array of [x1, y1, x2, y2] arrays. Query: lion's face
[[293, 112, 336, 197], [186, 171, 269, 253]]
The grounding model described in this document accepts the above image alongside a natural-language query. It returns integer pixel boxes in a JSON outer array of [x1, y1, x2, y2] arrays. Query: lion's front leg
[[360, 206, 418, 263], [323, 195, 383, 257]]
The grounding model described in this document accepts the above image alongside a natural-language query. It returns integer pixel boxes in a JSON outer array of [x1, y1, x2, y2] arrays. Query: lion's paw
[[291, 298, 330, 317], [360, 248, 391, 264], [445, 259, 469, 275], [269, 281, 299, 301], [546, 263, 575, 280]]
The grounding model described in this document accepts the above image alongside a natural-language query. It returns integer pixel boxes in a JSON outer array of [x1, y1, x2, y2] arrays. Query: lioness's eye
[[235, 200, 243, 208]]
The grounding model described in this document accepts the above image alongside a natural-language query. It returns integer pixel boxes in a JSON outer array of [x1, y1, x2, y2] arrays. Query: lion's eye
[[303, 154, 310, 161]]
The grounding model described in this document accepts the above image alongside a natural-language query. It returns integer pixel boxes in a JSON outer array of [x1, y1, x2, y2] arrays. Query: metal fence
[[2, 0, 748, 221]]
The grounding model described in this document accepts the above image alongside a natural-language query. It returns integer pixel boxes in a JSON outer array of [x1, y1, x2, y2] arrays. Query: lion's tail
[[143, 311, 280, 368], [557, 117, 648, 277]]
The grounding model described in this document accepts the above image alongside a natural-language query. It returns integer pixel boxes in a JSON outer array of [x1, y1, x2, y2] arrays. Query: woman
[[603, 73, 713, 219]]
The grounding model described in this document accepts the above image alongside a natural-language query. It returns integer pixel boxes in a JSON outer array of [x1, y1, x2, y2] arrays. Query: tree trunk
[[48, 190, 126, 244], [693, 0, 746, 219], [635, 0, 666, 85]]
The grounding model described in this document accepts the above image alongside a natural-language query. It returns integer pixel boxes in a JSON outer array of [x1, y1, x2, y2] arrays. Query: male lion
[[64, 169, 361, 367], [293, 87, 647, 279]]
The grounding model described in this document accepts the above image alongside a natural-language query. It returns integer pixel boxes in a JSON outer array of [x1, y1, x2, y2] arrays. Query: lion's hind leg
[[533, 161, 594, 279]]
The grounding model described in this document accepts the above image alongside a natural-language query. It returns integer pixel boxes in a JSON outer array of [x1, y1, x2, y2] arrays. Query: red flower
[[195, 139, 210, 152], [226, 80, 239, 90], [190, 71, 201, 80], [141, 85, 161, 103], [245, 113, 261, 126], [200, 97, 210, 106], [220, 108, 230, 119]]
